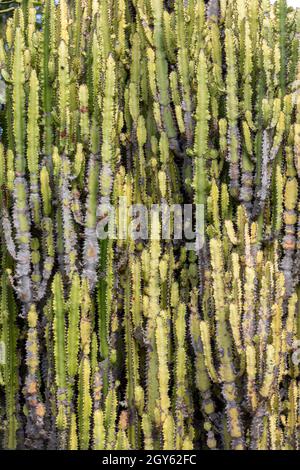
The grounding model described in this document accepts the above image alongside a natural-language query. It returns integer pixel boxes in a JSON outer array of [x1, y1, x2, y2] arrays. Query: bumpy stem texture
[[0, 0, 299, 451]]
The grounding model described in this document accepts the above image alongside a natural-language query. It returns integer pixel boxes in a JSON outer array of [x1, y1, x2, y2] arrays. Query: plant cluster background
[[0, 0, 299, 451]]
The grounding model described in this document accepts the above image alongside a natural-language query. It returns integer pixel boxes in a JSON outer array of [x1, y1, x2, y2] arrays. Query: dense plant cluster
[[0, 0, 299, 450]]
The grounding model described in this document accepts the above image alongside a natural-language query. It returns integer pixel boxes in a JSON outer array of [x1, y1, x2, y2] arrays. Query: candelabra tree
[[0, 0, 299, 450]]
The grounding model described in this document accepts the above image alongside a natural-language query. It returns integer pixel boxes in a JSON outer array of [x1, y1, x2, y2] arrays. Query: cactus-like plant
[[0, 0, 299, 451]]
